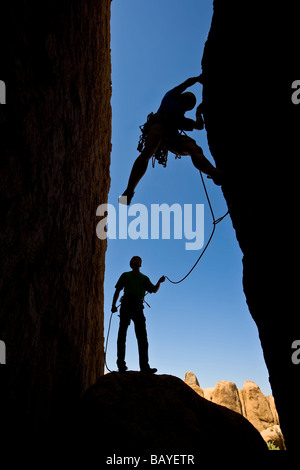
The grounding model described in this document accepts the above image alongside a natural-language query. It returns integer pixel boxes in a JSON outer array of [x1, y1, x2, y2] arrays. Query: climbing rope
[[164, 170, 229, 284], [104, 171, 229, 371], [104, 307, 118, 373]]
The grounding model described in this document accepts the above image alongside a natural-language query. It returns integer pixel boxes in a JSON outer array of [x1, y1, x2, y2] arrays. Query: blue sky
[[103, 0, 271, 395]]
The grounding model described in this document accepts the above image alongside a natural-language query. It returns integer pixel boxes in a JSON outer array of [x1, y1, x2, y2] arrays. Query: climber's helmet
[[181, 92, 197, 111]]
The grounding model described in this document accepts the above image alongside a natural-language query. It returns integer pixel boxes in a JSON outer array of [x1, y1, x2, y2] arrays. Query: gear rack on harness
[[137, 112, 182, 168]]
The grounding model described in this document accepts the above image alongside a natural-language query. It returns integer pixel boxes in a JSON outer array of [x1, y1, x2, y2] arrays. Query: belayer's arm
[[111, 287, 121, 312], [152, 276, 166, 294]]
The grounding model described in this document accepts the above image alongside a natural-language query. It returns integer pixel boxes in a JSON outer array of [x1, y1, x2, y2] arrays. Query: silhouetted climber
[[112, 256, 165, 373], [119, 74, 223, 205]]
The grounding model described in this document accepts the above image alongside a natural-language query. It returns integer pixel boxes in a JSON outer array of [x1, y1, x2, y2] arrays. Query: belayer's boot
[[117, 359, 128, 373], [119, 188, 134, 205], [140, 366, 157, 374]]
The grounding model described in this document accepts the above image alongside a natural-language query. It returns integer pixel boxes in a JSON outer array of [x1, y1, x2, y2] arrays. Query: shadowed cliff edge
[[78, 372, 267, 456], [201, 0, 300, 450]]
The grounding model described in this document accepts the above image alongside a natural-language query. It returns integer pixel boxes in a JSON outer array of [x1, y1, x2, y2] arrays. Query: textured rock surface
[[266, 395, 279, 426], [212, 380, 243, 415], [184, 370, 204, 397], [0, 0, 111, 443], [201, 0, 299, 449], [79, 372, 267, 455], [242, 381, 275, 432], [261, 425, 285, 450]]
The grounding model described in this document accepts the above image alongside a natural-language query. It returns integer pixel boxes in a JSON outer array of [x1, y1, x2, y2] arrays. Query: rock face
[[184, 370, 204, 397], [0, 0, 111, 443], [212, 380, 243, 415], [79, 372, 266, 455], [261, 425, 285, 451], [184, 373, 285, 448], [201, 0, 300, 449], [242, 380, 275, 432]]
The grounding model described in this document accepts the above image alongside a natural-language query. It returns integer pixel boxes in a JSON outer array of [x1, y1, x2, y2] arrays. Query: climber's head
[[130, 256, 142, 270], [181, 92, 197, 111]]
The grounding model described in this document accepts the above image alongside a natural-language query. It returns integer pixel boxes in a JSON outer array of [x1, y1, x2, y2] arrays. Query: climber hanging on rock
[[119, 74, 223, 205], [111, 256, 165, 374]]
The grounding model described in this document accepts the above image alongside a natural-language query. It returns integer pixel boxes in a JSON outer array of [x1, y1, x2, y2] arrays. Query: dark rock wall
[[0, 0, 111, 439], [202, 0, 299, 449]]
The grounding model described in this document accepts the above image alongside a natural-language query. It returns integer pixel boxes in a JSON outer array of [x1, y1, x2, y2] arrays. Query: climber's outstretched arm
[[171, 75, 202, 95]]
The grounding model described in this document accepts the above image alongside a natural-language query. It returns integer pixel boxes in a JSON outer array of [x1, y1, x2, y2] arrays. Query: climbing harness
[[137, 112, 181, 168], [138, 112, 168, 167], [164, 170, 230, 284]]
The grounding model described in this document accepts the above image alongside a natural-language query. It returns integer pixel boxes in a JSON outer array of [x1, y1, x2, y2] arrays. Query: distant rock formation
[[184, 372, 285, 449], [78, 372, 267, 456]]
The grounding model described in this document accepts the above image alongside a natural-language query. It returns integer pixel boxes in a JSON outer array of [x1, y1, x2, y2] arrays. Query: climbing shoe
[[141, 367, 157, 374], [118, 365, 128, 373], [119, 189, 134, 205]]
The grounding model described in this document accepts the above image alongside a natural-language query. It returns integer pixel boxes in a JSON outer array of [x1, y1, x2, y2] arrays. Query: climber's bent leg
[[167, 133, 223, 186], [120, 124, 163, 205], [186, 141, 223, 186]]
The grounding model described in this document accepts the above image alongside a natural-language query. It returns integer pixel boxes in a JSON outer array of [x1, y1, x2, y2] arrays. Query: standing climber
[[119, 74, 223, 205], [111, 256, 165, 373]]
